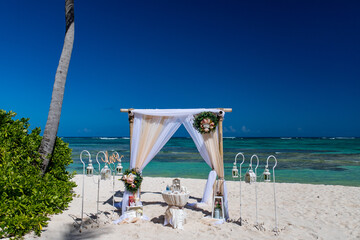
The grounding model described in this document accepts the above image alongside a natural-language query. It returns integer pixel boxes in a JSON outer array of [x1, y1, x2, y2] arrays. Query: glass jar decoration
[[212, 196, 224, 219], [101, 164, 111, 180], [232, 162, 239, 178], [172, 178, 181, 192], [129, 195, 135, 206], [86, 159, 94, 177], [263, 167, 271, 182]]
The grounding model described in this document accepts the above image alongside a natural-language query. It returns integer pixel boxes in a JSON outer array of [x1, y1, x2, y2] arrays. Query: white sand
[[25, 175, 360, 240]]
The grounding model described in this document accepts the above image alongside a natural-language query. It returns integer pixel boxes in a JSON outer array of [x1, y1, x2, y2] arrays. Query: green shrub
[[0, 110, 76, 238]]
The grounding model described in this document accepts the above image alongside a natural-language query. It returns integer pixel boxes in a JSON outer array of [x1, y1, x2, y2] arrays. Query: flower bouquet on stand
[[121, 168, 144, 217]]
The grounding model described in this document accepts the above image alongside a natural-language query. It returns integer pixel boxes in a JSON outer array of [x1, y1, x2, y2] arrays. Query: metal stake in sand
[[250, 154, 260, 226], [80, 150, 91, 229], [266, 155, 278, 232], [109, 151, 121, 219], [96, 151, 107, 217], [235, 152, 245, 225], [94, 152, 101, 219]]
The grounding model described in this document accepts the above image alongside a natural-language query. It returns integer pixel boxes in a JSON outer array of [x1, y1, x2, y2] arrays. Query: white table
[[161, 191, 190, 229]]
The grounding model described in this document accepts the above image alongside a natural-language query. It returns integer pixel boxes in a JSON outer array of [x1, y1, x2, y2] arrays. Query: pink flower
[[202, 118, 211, 124], [204, 128, 209, 132], [131, 183, 136, 188], [126, 174, 135, 184]]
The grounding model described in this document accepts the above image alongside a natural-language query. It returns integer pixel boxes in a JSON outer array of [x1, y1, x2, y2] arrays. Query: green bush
[[0, 110, 76, 238]]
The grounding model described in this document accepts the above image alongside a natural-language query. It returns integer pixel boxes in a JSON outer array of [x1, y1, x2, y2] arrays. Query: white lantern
[[232, 163, 239, 178], [263, 167, 271, 182], [101, 164, 111, 180], [116, 162, 123, 176], [86, 160, 94, 177], [245, 169, 256, 183]]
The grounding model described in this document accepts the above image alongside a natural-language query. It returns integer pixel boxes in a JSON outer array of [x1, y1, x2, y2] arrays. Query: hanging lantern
[[86, 159, 94, 177], [263, 167, 271, 182], [116, 162, 123, 176], [101, 164, 111, 180], [245, 169, 256, 183], [232, 162, 239, 178]]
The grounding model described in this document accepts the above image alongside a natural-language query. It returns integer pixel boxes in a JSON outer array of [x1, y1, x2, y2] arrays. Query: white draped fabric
[[119, 109, 229, 220]]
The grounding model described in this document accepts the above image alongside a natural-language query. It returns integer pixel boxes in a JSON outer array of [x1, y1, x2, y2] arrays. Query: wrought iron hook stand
[[265, 155, 278, 232], [234, 152, 245, 225]]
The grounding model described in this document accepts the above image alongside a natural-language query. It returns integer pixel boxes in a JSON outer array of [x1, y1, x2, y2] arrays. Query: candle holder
[[263, 168, 271, 182], [86, 159, 94, 177], [245, 155, 258, 184], [232, 162, 239, 179], [99, 151, 111, 180]]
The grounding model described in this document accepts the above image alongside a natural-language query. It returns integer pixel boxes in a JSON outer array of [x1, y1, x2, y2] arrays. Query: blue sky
[[1, 0, 359, 137]]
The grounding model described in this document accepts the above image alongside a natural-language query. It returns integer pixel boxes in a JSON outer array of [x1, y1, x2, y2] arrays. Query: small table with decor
[[161, 179, 190, 229]]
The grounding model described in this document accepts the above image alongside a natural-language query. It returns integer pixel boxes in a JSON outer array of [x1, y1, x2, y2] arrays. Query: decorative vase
[[214, 208, 220, 219]]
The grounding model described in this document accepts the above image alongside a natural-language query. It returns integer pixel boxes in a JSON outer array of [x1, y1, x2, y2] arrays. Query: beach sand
[[24, 175, 360, 240]]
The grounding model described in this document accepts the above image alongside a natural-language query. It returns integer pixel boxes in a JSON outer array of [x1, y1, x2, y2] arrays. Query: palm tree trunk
[[39, 0, 74, 175]]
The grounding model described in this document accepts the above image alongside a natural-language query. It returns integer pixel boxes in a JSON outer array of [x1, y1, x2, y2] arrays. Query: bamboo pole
[[120, 108, 232, 112], [128, 109, 134, 158], [218, 111, 225, 196], [218, 113, 224, 163]]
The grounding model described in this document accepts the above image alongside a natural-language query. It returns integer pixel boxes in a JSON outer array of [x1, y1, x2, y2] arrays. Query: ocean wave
[[281, 137, 292, 140], [224, 137, 235, 139], [99, 137, 118, 140], [121, 137, 130, 139]]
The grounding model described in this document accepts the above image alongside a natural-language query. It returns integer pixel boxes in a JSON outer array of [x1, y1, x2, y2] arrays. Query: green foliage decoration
[[120, 168, 143, 193], [0, 110, 76, 238], [193, 111, 219, 134]]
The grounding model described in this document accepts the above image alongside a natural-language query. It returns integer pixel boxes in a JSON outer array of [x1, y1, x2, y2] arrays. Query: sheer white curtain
[[121, 114, 182, 214], [182, 115, 216, 205], [182, 114, 229, 219]]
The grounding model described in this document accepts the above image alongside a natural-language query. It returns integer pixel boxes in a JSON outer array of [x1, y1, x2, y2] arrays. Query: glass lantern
[[245, 169, 256, 184], [101, 164, 111, 180], [116, 162, 123, 176], [263, 167, 271, 182], [232, 162, 239, 178], [86, 160, 94, 177]]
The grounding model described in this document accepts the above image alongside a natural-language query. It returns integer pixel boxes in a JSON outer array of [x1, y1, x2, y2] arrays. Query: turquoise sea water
[[64, 137, 360, 187]]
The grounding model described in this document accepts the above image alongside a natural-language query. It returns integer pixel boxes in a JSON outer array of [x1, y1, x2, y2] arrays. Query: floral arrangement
[[215, 199, 222, 209], [193, 111, 219, 134], [120, 168, 143, 193]]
